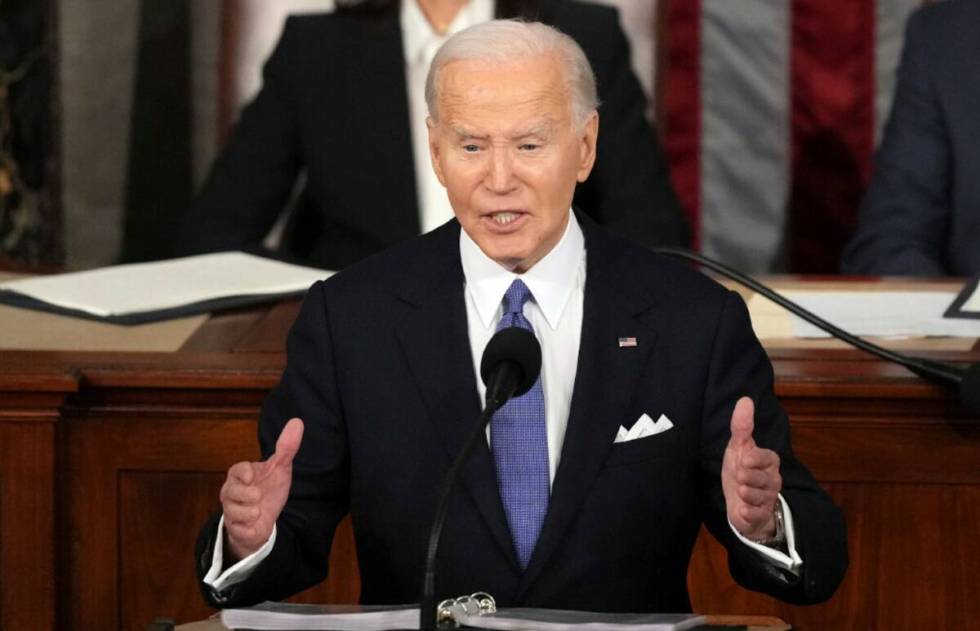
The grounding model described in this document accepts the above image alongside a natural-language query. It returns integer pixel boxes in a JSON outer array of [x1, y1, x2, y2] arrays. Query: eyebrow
[[450, 122, 556, 141]]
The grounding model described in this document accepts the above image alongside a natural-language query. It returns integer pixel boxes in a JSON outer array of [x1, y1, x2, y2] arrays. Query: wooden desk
[[1, 281, 978, 631]]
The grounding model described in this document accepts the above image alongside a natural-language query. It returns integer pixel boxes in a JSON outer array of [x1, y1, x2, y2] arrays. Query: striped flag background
[[659, 0, 928, 273]]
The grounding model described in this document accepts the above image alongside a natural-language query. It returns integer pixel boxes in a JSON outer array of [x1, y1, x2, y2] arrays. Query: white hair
[[425, 19, 599, 128]]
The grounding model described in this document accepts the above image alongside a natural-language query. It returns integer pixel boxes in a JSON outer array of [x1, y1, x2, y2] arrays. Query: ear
[[427, 117, 448, 186], [575, 111, 599, 183]]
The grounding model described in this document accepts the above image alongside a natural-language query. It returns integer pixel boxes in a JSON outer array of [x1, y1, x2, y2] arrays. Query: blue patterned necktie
[[491, 279, 550, 569]]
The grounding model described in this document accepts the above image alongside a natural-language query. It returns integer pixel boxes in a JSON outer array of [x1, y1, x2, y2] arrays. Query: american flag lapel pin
[[618, 336, 638, 348]]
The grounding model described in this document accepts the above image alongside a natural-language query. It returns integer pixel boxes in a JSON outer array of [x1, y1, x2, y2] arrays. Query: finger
[[741, 447, 780, 471], [226, 522, 261, 546], [227, 461, 255, 486], [735, 468, 769, 489], [220, 480, 262, 505], [728, 397, 755, 449], [267, 417, 305, 469], [738, 504, 773, 527], [223, 503, 261, 525], [738, 484, 776, 507]]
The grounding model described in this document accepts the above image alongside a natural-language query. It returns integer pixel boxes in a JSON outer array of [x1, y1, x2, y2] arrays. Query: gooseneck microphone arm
[[650, 247, 980, 412], [419, 402, 500, 630], [420, 327, 542, 630]]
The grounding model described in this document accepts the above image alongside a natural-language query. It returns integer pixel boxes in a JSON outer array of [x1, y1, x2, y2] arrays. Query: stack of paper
[[219, 602, 704, 631], [0, 252, 331, 324], [747, 290, 980, 339]]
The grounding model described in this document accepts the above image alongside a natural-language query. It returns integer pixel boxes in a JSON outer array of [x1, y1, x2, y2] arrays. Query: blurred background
[[1, 0, 925, 273]]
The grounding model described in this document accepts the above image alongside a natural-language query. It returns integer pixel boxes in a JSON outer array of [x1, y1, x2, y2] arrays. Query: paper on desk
[[747, 290, 980, 338], [219, 602, 704, 631], [0, 252, 330, 318]]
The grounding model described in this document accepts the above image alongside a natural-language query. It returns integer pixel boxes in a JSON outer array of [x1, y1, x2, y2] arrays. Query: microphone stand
[[419, 379, 515, 630]]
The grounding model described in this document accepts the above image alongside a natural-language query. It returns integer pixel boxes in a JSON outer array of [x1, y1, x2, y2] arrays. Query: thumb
[[729, 397, 755, 448], [271, 417, 305, 469]]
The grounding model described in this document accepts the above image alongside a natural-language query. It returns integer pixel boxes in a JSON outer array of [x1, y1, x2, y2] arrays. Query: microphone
[[651, 247, 980, 416], [420, 327, 542, 630], [480, 326, 543, 411]]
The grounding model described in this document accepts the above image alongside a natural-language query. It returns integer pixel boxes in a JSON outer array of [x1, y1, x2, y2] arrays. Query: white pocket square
[[614, 413, 674, 443]]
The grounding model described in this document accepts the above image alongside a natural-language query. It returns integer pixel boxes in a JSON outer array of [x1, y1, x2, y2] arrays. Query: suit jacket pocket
[[604, 429, 680, 467]]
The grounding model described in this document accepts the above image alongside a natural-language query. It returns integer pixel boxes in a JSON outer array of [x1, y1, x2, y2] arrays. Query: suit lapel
[[518, 221, 662, 594], [393, 224, 519, 568]]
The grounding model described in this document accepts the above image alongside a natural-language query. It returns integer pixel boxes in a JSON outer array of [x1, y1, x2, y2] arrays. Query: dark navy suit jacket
[[196, 217, 846, 612], [180, 0, 688, 271], [842, 0, 980, 276]]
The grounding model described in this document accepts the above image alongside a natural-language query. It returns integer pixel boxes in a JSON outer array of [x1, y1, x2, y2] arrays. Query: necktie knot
[[502, 279, 533, 318]]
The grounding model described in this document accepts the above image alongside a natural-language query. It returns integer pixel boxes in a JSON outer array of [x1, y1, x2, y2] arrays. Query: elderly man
[[196, 21, 846, 613]]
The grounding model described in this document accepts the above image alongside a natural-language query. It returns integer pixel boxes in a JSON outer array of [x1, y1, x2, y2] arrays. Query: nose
[[484, 148, 518, 194]]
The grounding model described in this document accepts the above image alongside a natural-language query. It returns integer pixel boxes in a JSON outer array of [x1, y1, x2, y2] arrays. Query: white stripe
[[874, 0, 923, 146], [700, 0, 791, 273]]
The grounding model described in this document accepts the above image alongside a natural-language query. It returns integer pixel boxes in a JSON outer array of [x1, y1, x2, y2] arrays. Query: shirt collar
[[401, 0, 494, 67], [460, 210, 585, 331]]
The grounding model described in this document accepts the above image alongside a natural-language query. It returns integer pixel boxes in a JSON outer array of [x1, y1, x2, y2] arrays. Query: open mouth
[[490, 211, 521, 225], [482, 210, 528, 231]]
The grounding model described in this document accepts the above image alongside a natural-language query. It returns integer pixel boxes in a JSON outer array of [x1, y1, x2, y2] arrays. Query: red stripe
[[788, 0, 876, 273], [658, 0, 702, 250]]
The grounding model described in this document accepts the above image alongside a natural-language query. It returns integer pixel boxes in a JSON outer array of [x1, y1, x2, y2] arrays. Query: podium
[[1, 278, 979, 630]]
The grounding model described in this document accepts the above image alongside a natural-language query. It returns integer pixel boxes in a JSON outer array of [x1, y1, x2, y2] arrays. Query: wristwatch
[[752, 502, 786, 547]]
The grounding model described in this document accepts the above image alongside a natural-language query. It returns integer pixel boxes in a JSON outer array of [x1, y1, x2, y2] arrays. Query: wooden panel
[[117, 471, 361, 629], [790, 415, 980, 484], [68, 407, 362, 630], [0, 421, 57, 631], [119, 471, 225, 630], [688, 483, 980, 630], [65, 415, 259, 631]]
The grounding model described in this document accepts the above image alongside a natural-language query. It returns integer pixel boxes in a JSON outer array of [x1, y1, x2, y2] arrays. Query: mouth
[[481, 210, 528, 232]]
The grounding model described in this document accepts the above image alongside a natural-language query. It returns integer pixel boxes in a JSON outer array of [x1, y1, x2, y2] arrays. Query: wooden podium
[[1, 279, 978, 631]]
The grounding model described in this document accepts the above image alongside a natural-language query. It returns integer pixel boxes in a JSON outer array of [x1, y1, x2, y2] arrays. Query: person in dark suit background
[[178, 0, 689, 271], [195, 20, 846, 613], [842, 0, 980, 276]]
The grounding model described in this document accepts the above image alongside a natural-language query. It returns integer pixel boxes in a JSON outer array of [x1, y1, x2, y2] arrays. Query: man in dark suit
[[179, 0, 689, 271], [197, 20, 846, 612], [842, 0, 980, 276]]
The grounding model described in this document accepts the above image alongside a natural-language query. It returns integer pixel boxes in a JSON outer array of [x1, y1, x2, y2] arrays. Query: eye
[[519, 143, 540, 152], [462, 144, 481, 153]]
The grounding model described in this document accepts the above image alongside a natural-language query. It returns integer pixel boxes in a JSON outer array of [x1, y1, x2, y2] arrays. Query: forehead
[[437, 54, 571, 128]]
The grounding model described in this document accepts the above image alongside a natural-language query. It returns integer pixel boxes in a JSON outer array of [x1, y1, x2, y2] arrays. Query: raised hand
[[721, 397, 782, 541], [220, 418, 304, 562]]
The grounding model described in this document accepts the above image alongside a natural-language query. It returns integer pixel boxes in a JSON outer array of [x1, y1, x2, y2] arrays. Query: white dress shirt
[[205, 212, 801, 593], [460, 211, 585, 486], [402, 0, 494, 233]]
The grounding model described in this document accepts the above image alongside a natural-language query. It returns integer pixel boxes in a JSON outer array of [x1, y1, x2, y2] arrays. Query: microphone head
[[480, 327, 542, 398], [959, 363, 980, 416]]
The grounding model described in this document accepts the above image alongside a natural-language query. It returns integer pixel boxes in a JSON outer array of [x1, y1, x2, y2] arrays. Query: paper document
[[0, 252, 330, 323], [219, 602, 704, 631], [457, 608, 705, 630], [747, 290, 980, 338], [220, 602, 418, 630]]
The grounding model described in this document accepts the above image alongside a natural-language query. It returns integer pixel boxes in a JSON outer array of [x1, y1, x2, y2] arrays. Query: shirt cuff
[[202, 515, 277, 593], [728, 494, 803, 574]]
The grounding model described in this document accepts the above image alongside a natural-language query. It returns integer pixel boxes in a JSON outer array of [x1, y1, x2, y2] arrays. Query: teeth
[[492, 212, 518, 225]]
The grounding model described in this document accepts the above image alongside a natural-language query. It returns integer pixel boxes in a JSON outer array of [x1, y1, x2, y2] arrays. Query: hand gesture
[[220, 418, 304, 561], [721, 397, 781, 541]]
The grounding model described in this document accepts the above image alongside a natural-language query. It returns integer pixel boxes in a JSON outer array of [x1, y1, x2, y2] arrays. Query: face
[[427, 54, 598, 272]]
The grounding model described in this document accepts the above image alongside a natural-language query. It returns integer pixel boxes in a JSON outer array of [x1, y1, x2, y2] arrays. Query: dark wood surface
[[1, 287, 979, 631]]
